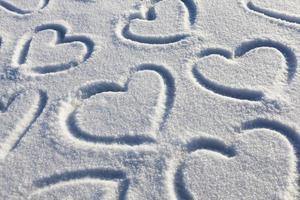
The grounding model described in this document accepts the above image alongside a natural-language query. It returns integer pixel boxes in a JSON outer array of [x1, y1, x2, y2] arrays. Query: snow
[[0, 0, 300, 199]]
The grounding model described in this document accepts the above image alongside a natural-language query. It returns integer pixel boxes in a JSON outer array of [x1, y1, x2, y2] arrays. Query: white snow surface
[[0, 0, 300, 199]]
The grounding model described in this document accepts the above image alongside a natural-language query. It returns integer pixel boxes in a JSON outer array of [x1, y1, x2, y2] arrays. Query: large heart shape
[[246, 0, 300, 24], [66, 69, 168, 145], [193, 44, 293, 101], [124, 0, 190, 44], [181, 129, 297, 199], [14, 24, 94, 75], [0, 0, 49, 15], [0, 90, 47, 160]]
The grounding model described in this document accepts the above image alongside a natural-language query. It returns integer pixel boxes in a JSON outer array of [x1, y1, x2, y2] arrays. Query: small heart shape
[[0, 90, 47, 160], [182, 130, 296, 199], [0, 0, 48, 15], [193, 44, 292, 101], [124, 0, 190, 44], [14, 24, 94, 74], [69, 70, 167, 145]]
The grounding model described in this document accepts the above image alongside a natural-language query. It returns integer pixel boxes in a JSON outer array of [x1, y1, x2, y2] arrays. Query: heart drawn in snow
[[29, 168, 128, 200], [246, 0, 300, 25], [29, 181, 119, 200], [65, 68, 170, 146], [123, 0, 190, 44], [192, 41, 296, 101], [0, 0, 49, 15], [13, 24, 94, 75], [182, 130, 296, 199], [0, 90, 47, 160]]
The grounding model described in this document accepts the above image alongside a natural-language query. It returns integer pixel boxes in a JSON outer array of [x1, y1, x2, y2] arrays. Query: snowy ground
[[1, 0, 300, 199]]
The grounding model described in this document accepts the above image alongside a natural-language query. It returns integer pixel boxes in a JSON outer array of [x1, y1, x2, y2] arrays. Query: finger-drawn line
[[181, 0, 197, 25], [32, 168, 129, 200], [241, 119, 300, 186], [17, 37, 32, 66], [10, 91, 48, 151], [150, 0, 197, 25], [173, 137, 236, 200], [0, 92, 20, 113], [67, 111, 157, 145], [198, 48, 233, 59], [186, 137, 236, 157], [62, 64, 174, 146], [135, 64, 175, 130], [192, 39, 296, 101], [0, 90, 47, 159], [60, 95, 157, 147], [14, 23, 94, 74], [121, 24, 188, 45], [174, 163, 194, 200], [0, 0, 49, 15], [30, 179, 120, 199], [78, 82, 123, 100], [192, 66, 264, 101], [246, 1, 300, 25], [235, 39, 297, 82], [119, 0, 190, 45]]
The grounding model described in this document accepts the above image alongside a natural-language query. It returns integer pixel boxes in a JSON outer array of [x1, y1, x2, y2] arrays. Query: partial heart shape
[[246, 0, 300, 24], [193, 42, 295, 101], [13, 24, 94, 75], [64, 68, 170, 145], [29, 181, 119, 200], [182, 129, 297, 199], [123, 0, 190, 44], [29, 169, 128, 200], [0, 0, 49, 15], [0, 90, 47, 160]]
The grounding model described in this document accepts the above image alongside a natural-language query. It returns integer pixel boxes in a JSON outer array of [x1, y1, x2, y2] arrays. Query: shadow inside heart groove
[[14, 23, 94, 75]]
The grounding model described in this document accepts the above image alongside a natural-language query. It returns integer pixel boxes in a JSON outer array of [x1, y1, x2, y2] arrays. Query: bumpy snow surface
[[1, 0, 300, 199]]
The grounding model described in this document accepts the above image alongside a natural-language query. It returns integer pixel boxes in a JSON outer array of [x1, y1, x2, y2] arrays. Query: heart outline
[[0, 0, 49, 15], [191, 39, 297, 101], [12, 23, 95, 75], [59, 64, 175, 147]]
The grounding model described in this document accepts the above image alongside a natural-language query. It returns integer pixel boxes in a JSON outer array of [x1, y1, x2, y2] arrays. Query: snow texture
[[1, 0, 300, 199]]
